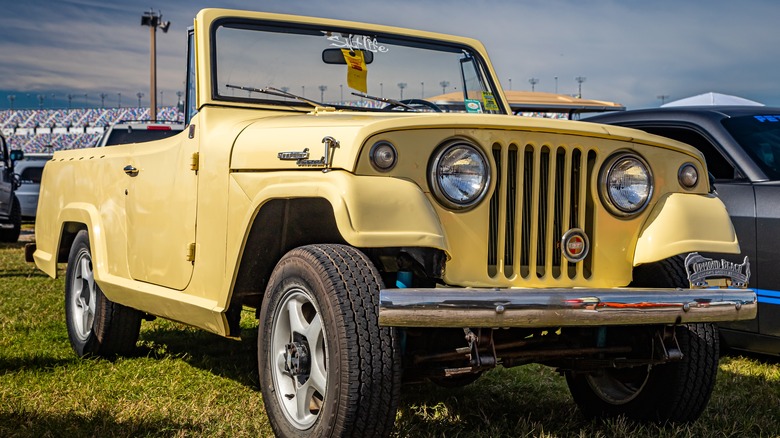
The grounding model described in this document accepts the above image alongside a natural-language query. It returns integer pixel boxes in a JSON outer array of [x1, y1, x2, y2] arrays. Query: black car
[[587, 106, 780, 355], [0, 133, 24, 242]]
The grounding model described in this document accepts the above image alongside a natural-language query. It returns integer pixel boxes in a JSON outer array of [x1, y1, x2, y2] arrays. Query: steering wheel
[[382, 99, 443, 113]]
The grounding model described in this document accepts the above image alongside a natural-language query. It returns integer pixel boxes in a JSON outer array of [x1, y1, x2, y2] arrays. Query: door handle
[[123, 165, 139, 176]]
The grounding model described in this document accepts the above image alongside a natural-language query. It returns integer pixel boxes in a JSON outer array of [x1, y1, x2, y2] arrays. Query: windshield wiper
[[351, 92, 417, 111], [225, 84, 326, 109]]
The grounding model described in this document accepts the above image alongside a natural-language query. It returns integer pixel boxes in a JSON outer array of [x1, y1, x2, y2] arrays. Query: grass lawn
[[2, 237, 779, 437]]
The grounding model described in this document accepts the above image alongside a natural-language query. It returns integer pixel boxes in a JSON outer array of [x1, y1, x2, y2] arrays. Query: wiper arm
[[351, 92, 417, 111], [225, 84, 325, 109]]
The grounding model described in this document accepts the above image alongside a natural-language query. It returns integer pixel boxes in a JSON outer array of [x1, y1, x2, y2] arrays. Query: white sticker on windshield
[[323, 32, 389, 53]]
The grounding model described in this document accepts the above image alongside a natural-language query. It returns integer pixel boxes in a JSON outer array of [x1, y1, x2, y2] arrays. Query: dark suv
[[0, 133, 24, 242]]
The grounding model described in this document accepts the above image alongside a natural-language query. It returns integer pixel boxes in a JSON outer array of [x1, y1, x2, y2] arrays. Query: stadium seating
[[0, 107, 183, 153]]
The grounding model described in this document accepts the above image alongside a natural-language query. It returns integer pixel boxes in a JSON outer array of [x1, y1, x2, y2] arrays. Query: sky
[[1, 0, 778, 111]]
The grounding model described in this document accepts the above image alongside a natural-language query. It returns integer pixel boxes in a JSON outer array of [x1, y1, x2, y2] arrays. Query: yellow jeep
[[31, 8, 756, 436]]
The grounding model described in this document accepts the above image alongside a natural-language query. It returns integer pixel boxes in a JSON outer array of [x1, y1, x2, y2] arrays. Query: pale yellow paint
[[634, 193, 739, 265]]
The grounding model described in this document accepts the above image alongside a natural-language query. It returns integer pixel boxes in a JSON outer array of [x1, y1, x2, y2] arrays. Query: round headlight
[[601, 153, 653, 216], [678, 163, 699, 189], [429, 141, 490, 210], [370, 141, 397, 171]]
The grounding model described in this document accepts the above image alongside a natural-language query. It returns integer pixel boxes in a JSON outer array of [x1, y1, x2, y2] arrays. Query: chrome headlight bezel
[[599, 152, 654, 217], [428, 140, 491, 211]]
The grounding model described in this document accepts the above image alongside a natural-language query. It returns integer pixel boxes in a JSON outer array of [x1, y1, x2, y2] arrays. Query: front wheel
[[566, 256, 720, 422], [65, 230, 142, 357], [566, 323, 719, 422], [258, 244, 401, 437]]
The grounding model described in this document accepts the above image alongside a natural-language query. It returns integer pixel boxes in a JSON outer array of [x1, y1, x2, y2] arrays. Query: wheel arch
[[231, 197, 346, 312]]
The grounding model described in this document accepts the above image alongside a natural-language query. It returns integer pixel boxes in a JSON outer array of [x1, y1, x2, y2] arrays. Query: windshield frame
[[207, 16, 507, 114]]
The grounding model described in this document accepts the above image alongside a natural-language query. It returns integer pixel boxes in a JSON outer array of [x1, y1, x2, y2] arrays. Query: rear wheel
[[258, 244, 401, 437], [65, 230, 142, 357], [0, 196, 21, 242], [566, 256, 720, 422]]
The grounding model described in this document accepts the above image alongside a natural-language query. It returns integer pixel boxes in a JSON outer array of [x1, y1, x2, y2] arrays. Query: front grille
[[488, 142, 596, 280]]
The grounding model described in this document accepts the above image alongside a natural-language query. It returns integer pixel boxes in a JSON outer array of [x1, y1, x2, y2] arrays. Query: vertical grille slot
[[488, 140, 595, 282], [504, 146, 518, 274]]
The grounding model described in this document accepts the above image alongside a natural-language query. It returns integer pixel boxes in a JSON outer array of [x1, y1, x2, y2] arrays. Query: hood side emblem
[[277, 136, 340, 172]]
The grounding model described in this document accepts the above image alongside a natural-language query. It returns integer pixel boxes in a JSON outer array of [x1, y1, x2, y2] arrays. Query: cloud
[[1, 0, 779, 109]]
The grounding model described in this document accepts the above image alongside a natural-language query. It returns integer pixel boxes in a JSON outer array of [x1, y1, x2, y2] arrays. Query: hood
[[229, 110, 703, 171]]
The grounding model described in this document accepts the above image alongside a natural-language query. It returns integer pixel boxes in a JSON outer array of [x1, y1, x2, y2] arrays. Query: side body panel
[[755, 184, 780, 337]]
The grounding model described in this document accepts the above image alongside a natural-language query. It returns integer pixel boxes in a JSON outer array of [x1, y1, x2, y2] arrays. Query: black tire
[[65, 230, 142, 357], [0, 196, 21, 243], [566, 256, 720, 423], [258, 244, 401, 437]]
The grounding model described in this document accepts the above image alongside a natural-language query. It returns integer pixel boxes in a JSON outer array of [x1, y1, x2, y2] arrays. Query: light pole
[[380, 82, 383, 98], [37, 94, 45, 109], [657, 94, 670, 105], [7, 95, 14, 110], [340, 84, 343, 102], [160, 90, 164, 107], [100, 93, 108, 108], [508, 78, 512, 90], [84, 93, 88, 108], [439, 80, 449, 94], [141, 9, 170, 121], [118, 92, 122, 108], [67, 94, 73, 109], [529, 78, 539, 92], [555, 76, 558, 94], [318, 85, 327, 102], [397, 82, 407, 100], [421, 81, 424, 98], [575, 76, 586, 98], [137, 92, 144, 108]]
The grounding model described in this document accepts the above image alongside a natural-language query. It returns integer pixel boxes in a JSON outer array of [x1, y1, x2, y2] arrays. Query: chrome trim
[[379, 287, 757, 328]]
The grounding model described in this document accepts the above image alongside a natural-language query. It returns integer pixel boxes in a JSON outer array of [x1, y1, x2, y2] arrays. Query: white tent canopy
[[662, 92, 764, 107]]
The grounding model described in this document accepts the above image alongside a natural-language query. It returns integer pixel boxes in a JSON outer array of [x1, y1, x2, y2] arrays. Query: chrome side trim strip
[[378, 287, 757, 328]]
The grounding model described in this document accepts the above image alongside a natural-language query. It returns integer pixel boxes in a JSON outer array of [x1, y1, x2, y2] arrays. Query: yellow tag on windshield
[[342, 49, 368, 93], [481, 92, 499, 111]]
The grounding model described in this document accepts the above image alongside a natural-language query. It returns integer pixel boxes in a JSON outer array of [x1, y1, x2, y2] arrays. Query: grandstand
[[0, 107, 183, 153]]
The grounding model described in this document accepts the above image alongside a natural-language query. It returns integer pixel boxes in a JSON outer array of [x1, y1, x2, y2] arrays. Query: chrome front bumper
[[378, 288, 757, 328]]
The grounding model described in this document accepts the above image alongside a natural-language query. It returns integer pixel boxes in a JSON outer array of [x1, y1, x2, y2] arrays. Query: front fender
[[633, 193, 739, 265], [231, 170, 447, 250]]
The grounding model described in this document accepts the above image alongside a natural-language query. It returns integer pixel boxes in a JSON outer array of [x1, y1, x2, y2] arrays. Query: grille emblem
[[561, 228, 589, 262]]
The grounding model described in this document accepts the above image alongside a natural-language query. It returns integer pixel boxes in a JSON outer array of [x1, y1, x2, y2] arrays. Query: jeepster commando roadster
[[29, 8, 757, 437]]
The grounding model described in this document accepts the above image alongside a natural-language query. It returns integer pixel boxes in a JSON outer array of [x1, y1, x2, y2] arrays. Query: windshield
[[722, 114, 780, 180], [213, 21, 504, 114]]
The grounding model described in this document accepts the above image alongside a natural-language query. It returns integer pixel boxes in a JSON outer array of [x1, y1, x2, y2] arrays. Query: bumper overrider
[[378, 287, 756, 328]]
